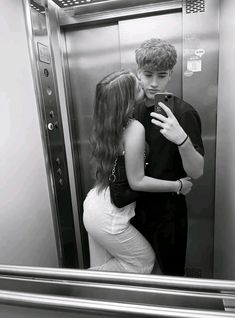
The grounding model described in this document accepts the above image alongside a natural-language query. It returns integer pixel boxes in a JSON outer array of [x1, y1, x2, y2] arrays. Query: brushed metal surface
[[26, 0, 79, 267], [0, 289, 233, 317], [1, 265, 235, 292], [47, 0, 85, 269], [0, 275, 228, 310], [59, 0, 182, 27], [214, 0, 235, 280], [64, 23, 121, 197], [182, 0, 219, 278]]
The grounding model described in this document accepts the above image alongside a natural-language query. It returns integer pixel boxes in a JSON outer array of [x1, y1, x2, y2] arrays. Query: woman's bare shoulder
[[126, 119, 144, 134], [123, 119, 145, 148]]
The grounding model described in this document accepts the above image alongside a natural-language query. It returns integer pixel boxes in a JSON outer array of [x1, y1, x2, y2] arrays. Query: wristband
[[176, 179, 183, 195], [177, 134, 189, 147]]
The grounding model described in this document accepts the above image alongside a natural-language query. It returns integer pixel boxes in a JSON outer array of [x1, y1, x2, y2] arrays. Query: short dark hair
[[135, 38, 177, 71]]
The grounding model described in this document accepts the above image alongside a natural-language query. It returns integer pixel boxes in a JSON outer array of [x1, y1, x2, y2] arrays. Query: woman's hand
[[179, 177, 192, 195]]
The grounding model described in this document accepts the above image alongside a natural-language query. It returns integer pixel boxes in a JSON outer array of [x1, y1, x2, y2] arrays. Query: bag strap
[[109, 148, 146, 183], [109, 157, 118, 183]]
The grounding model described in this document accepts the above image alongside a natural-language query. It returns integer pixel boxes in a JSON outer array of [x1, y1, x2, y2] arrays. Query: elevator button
[[48, 123, 54, 130], [54, 121, 59, 129], [44, 68, 49, 77], [57, 168, 62, 176], [49, 110, 54, 118], [46, 87, 52, 95], [59, 178, 63, 186], [56, 157, 61, 165]]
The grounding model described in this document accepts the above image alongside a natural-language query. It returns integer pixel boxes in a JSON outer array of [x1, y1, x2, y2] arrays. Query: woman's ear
[[169, 69, 173, 80], [136, 69, 141, 80]]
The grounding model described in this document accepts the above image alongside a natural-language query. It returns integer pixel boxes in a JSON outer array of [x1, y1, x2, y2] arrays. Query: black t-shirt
[[134, 96, 204, 181]]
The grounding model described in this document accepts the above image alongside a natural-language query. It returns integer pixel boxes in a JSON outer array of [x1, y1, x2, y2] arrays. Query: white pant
[[83, 187, 155, 274]]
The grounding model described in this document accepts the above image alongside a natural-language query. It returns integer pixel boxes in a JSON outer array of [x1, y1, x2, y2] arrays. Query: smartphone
[[154, 92, 174, 117]]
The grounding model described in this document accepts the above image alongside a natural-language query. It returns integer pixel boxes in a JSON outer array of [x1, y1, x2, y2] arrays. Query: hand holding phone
[[152, 94, 188, 145], [154, 93, 174, 117]]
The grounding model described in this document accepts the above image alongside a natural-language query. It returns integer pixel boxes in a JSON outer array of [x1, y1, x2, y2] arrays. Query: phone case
[[154, 93, 174, 117]]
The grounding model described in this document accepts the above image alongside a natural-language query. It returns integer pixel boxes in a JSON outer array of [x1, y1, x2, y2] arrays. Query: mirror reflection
[[1, 0, 235, 283], [61, 0, 213, 277]]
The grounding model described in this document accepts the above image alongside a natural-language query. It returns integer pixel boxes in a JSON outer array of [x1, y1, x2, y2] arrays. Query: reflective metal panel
[[0, 268, 234, 317], [182, 0, 219, 278], [0, 276, 227, 310], [47, 0, 85, 269], [2, 265, 235, 292], [59, 0, 182, 26], [63, 24, 121, 265], [0, 292, 233, 318], [214, 0, 235, 279], [64, 24, 121, 196], [26, 0, 79, 267]]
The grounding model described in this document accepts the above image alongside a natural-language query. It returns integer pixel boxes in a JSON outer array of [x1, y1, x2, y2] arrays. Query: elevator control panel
[[31, 16, 78, 267]]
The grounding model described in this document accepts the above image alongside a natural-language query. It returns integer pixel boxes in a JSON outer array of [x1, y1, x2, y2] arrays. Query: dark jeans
[[131, 193, 188, 276]]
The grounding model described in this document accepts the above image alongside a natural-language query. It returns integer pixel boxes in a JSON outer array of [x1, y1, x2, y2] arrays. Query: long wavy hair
[[90, 70, 137, 191]]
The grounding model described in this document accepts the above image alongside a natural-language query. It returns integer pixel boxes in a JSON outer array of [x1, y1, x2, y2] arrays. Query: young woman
[[83, 70, 192, 274]]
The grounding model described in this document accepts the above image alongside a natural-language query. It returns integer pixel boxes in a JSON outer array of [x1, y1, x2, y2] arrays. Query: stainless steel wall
[[25, 0, 83, 268], [182, 0, 219, 278], [62, 23, 122, 265], [64, 24, 121, 196], [0, 0, 59, 266], [47, 0, 85, 268], [214, 0, 235, 280]]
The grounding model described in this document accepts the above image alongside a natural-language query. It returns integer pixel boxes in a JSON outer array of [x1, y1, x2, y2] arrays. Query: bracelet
[[176, 179, 183, 195], [177, 134, 189, 147]]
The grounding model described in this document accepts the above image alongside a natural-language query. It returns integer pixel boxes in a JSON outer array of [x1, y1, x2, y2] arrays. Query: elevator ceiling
[[51, 0, 171, 9], [31, 0, 176, 13]]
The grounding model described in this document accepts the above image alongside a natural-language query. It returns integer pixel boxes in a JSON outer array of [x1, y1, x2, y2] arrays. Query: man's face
[[137, 69, 172, 102]]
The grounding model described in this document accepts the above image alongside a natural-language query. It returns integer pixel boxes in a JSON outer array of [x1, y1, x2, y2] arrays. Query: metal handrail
[[0, 289, 234, 318], [0, 265, 235, 292]]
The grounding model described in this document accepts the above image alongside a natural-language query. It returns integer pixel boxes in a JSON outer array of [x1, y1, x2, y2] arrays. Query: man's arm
[[151, 102, 204, 179], [177, 134, 204, 179]]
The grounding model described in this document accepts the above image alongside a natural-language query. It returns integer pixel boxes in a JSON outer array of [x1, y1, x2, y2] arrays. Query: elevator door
[[65, 24, 121, 197], [65, 12, 182, 198]]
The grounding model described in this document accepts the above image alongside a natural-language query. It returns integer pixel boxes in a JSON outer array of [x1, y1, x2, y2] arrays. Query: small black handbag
[[109, 156, 140, 208]]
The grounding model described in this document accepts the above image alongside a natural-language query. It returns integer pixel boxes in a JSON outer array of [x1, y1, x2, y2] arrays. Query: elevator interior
[[1, 0, 235, 288], [1, 0, 235, 315], [25, 0, 220, 277]]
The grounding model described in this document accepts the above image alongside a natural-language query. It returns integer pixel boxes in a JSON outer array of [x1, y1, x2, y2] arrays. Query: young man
[[132, 38, 204, 276]]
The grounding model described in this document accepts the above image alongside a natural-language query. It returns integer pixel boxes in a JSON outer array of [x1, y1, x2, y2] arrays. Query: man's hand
[[151, 102, 187, 145]]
